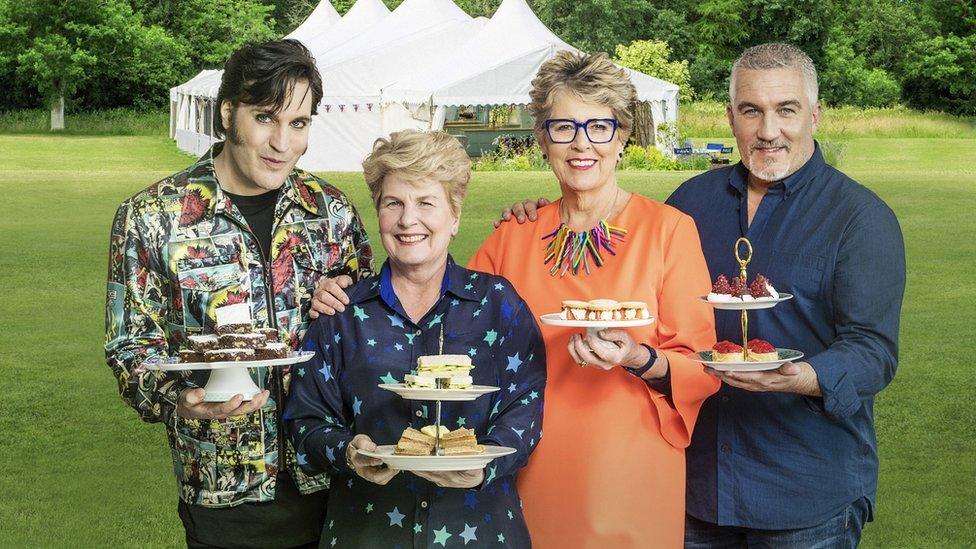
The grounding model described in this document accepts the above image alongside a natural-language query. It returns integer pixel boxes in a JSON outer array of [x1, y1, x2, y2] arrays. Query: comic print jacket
[[105, 143, 374, 507]]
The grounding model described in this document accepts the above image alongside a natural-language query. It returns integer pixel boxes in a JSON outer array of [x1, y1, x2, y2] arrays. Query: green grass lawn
[[0, 134, 973, 547]]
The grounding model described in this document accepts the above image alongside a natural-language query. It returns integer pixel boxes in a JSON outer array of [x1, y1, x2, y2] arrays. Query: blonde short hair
[[528, 51, 636, 142], [362, 130, 471, 216]]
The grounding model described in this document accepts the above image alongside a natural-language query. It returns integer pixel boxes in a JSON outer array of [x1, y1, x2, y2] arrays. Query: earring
[[618, 151, 623, 158], [542, 153, 547, 160]]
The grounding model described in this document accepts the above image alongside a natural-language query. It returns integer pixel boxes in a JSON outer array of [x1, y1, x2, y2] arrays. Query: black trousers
[[179, 473, 328, 549]]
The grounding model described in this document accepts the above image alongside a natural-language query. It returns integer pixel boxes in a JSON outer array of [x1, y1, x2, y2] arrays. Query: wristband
[[627, 345, 658, 379]]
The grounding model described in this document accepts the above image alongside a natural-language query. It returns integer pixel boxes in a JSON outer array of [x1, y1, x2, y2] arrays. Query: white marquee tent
[[284, 0, 340, 44], [301, 0, 488, 170], [382, 0, 679, 143], [170, 0, 680, 171]]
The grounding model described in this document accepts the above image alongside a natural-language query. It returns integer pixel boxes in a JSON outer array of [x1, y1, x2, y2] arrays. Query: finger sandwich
[[404, 354, 475, 389]]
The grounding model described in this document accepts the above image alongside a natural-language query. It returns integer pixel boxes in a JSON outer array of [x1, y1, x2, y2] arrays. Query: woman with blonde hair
[[467, 51, 718, 546], [286, 130, 546, 547]]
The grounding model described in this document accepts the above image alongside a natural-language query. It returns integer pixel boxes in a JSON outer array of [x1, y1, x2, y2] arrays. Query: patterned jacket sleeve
[[104, 199, 196, 424], [478, 287, 547, 489], [286, 315, 356, 476], [346, 202, 374, 282]]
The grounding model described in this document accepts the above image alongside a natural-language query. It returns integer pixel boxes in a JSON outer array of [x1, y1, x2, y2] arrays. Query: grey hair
[[729, 43, 819, 107]]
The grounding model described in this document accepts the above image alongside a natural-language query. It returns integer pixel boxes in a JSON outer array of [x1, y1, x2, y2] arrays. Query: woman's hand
[[309, 275, 353, 319], [413, 468, 485, 489], [347, 434, 399, 485], [567, 329, 650, 371]]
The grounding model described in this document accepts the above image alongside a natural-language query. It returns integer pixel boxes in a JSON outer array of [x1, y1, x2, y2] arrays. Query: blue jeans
[[685, 499, 870, 549]]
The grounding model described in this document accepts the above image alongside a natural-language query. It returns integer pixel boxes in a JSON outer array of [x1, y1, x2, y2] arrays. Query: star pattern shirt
[[286, 257, 547, 548]]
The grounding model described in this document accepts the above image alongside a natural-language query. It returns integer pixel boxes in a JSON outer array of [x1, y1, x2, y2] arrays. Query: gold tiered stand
[[693, 236, 804, 371]]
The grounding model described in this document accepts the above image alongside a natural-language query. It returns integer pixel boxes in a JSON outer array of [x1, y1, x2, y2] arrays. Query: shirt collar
[[728, 140, 826, 197], [354, 255, 482, 307], [179, 142, 320, 227]]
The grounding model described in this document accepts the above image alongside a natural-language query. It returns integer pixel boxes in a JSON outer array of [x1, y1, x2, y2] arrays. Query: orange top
[[468, 194, 719, 548]]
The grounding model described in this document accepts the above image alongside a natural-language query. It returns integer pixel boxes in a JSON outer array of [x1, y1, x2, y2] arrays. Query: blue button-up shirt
[[667, 144, 905, 529], [285, 257, 546, 547]]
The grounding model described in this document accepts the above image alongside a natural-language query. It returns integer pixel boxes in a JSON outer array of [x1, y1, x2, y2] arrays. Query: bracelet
[[627, 345, 658, 379]]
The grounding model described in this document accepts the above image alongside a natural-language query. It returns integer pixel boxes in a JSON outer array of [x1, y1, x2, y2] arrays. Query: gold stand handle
[[734, 237, 752, 359]]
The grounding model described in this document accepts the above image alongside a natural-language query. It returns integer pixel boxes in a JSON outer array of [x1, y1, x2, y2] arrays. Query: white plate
[[358, 445, 516, 472], [140, 351, 315, 372], [538, 313, 655, 329], [378, 384, 500, 401], [699, 294, 793, 310], [693, 348, 804, 372]]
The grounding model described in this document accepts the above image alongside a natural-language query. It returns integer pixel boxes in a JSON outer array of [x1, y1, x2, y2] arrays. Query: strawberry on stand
[[748, 274, 780, 300], [730, 276, 747, 299], [707, 275, 735, 302]]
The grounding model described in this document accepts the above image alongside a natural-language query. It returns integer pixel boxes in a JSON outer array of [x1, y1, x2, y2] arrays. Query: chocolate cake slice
[[255, 342, 289, 360], [256, 327, 280, 343], [218, 333, 266, 349], [179, 350, 205, 363], [187, 334, 219, 353], [205, 348, 255, 362]]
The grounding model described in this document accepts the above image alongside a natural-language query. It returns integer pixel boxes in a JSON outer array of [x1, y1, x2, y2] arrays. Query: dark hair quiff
[[214, 39, 324, 138]]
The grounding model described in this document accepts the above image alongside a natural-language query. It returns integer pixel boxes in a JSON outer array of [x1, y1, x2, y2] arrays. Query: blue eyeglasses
[[544, 118, 618, 144]]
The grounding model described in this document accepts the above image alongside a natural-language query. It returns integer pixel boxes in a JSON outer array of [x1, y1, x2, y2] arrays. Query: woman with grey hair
[[466, 51, 719, 547], [285, 130, 546, 547]]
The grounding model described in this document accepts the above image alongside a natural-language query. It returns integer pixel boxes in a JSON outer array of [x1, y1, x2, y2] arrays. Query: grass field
[[0, 134, 973, 547]]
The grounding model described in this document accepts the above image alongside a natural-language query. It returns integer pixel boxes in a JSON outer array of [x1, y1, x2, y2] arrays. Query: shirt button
[[721, 396, 730, 403], [415, 410, 423, 417], [721, 443, 731, 453], [415, 329, 422, 336], [420, 501, 428, 509]]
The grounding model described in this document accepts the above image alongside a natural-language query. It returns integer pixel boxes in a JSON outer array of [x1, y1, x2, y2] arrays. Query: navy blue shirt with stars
[[285, 257, 546, 548]]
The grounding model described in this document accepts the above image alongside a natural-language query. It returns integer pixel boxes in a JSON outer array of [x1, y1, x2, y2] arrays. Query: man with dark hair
[[105, 39, 373, 547]]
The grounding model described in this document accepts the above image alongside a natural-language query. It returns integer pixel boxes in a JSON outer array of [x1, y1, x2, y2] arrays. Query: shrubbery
[[473, 137, 712, 172]]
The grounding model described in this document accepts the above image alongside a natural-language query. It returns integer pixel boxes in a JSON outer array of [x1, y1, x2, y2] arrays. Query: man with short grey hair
[[668, 42, 905, 546]]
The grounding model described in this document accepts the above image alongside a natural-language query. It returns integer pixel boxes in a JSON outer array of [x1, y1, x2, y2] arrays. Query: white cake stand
[[141, 351, 314, 402]]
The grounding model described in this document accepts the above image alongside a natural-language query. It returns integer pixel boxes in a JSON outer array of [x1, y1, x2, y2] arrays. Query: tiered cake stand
[[365, 334, 513, 472], [694, 237, 803, 371]]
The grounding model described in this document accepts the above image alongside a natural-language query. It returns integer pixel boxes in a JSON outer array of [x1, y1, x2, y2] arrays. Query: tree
[[532, 0, 660, 53], [8, 1, 109, 129], [902, 33, 976, 115], [4, 0, 190, 126], [128, 0, 277, 70], [614, 40, 692, 147], [819, 30, 900, 108], [171, 0, 277, 69], [614, 40, 693, 102]]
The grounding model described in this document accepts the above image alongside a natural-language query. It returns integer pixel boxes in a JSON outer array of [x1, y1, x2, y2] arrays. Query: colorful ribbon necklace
[[542, 192, 627, 276]]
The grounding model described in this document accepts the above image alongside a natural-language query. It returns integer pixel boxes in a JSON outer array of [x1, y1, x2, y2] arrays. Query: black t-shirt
[[225, 188, 280, 262]]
